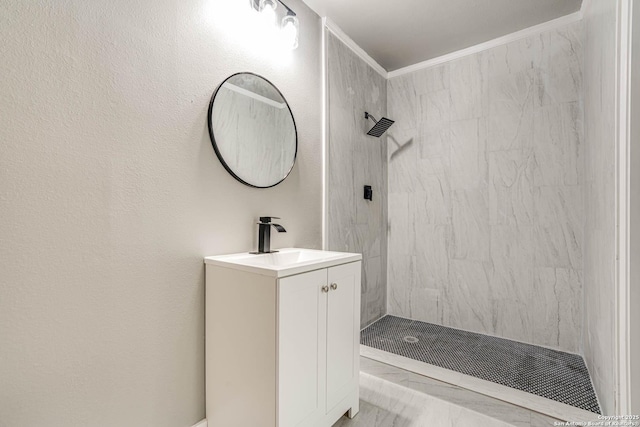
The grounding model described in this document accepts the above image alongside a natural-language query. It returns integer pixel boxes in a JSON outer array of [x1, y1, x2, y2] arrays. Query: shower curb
[[360, 345, 601, 423]]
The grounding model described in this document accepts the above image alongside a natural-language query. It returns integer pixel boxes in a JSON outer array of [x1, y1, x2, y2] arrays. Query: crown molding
[[322, 17, 388, 78], [320, 9, 584, 81], [387, 10, 583, 78]]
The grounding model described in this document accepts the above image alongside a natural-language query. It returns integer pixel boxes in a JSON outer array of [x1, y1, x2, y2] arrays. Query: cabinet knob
[[321, 285, 329, 293], [330, 283, 338, 290]]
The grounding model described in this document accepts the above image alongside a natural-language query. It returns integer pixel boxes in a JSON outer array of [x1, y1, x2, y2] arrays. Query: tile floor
[[333, 358, 562, 427]]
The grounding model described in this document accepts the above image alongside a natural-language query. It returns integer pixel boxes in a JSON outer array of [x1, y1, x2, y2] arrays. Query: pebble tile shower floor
[[361, 315, 601, 413]]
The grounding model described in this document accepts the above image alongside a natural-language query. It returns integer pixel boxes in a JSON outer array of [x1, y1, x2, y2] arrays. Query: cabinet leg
[[347, 399, 360, 419]]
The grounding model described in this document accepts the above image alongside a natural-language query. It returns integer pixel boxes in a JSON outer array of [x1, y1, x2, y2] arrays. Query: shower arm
[[364, 112, 378, 123]]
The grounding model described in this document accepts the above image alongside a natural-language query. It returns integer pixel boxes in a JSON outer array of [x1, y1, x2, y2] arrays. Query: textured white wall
[[583, 0, 617, 415], [0, 0, 322, 425]]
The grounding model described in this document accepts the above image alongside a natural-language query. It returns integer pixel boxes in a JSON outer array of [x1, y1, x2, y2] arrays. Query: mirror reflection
[[208, 73, 297, 188]]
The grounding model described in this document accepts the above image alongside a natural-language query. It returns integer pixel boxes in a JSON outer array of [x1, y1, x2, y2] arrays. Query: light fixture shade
[[259, 0, 277, 12], [257, 0, 278, 28], [281, 14, 299, 50]]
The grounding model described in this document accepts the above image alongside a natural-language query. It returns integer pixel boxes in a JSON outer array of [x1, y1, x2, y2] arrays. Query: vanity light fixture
[[258, 0, 277, 25], [249, 0, 299, 50], [281, 12, 299, 50]]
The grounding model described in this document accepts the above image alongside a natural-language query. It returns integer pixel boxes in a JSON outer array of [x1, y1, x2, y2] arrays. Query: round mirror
[[208, 72, 297, 188]]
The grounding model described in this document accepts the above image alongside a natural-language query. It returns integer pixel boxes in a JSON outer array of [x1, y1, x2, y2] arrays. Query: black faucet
[[255, 217, 286, 254]]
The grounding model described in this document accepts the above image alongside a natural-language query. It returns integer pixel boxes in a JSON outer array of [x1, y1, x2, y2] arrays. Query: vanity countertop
[[204, 247, 362, 278]]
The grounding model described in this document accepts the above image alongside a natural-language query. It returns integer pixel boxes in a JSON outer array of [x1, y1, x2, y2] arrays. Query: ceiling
[[302, 0, 582, 71]]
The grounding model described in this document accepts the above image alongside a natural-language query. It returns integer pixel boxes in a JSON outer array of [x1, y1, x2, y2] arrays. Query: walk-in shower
[[326, 19, 603, 421]]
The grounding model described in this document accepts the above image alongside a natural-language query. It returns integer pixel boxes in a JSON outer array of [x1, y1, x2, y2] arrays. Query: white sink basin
[[204, 248, 362, 278]]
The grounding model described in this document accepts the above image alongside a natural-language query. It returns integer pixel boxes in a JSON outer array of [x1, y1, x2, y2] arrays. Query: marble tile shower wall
[[386, 21, 584, 353], [327, 33, 388, 328]]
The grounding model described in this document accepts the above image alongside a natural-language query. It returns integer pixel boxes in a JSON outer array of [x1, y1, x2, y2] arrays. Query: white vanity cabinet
[[204, 249, 361, 427]]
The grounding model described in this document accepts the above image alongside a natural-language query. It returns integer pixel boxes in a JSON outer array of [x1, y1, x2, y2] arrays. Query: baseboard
[[191, 419, 207, 427]]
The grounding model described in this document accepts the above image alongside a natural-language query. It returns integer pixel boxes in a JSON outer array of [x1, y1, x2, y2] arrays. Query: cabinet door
[[277, 269, 327, 427], [326, 262, 361, 412]]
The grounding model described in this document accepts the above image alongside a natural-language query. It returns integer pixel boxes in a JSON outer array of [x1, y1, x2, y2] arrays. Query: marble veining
[[327, 33, 387, 328], [386, 20, 584, 353]]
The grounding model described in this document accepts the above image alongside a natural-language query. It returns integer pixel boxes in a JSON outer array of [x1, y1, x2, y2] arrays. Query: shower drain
[[403, 336, 419, 343]]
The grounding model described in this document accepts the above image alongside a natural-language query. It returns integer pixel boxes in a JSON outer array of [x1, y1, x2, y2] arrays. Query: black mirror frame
[[207, 72, 298, 189]]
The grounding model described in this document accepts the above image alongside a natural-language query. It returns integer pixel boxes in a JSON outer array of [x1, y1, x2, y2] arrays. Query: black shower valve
[[364, 185, 373, 201]]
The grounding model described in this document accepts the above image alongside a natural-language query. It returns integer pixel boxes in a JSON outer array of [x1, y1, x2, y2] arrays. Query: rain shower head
[[365, 112, 394, 137]]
